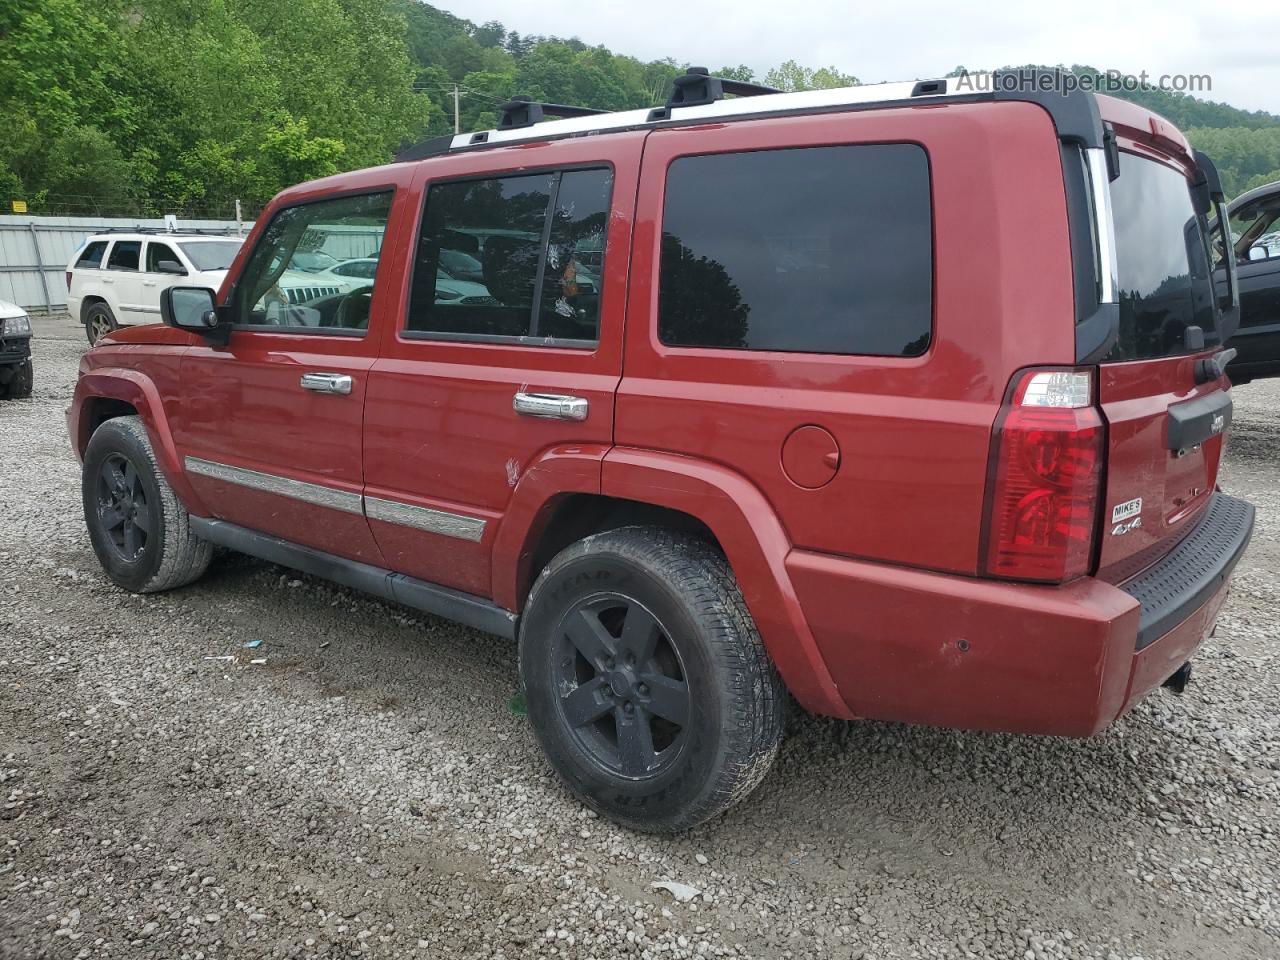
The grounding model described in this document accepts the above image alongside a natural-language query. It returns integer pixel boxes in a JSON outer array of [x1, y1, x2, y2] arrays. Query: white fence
[[0, 215, 248, 312]]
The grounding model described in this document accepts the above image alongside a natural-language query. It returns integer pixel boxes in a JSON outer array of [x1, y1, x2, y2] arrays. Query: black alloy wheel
[[553, 594, 691, 780], [95, 452, 152, 563]]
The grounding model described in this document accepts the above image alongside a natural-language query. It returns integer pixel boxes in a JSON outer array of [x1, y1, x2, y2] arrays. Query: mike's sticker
[[1111, 497, 1143, 524]]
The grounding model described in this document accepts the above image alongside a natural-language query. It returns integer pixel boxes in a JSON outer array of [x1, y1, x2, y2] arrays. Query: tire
[[519, 526, 785, 832], [4, 360, 33, 399], [85, 302, 117, 344], [82, 416, 212, 593]]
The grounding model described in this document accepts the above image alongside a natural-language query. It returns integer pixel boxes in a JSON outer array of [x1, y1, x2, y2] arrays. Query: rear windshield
[[1106, 155, 1217, 361], [180, 241, 241, 272]]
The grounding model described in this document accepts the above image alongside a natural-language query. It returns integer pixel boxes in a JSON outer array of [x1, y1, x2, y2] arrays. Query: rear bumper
[[787, 492, 1254, 736]]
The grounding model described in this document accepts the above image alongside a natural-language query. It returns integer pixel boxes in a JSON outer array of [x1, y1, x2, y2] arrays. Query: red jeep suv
[[68, 69, 1254, 832]]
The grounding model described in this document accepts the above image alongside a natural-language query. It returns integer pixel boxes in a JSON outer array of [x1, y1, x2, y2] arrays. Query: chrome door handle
[[300, 372, 353, 395], [513, 392, 588, 421]]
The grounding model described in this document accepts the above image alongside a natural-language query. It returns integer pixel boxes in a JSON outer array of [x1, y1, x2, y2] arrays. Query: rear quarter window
[[75, 241, 108, 269], [658, 143, 933, 357]]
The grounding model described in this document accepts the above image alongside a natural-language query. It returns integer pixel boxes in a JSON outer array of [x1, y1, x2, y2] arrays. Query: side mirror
[[161, 286, 225, 343], [156, 259, 187, 276], [1249, 245, 1269, 262]]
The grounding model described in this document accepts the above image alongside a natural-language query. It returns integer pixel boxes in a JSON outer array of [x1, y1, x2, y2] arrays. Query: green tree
[[763, 60, 859, 92]]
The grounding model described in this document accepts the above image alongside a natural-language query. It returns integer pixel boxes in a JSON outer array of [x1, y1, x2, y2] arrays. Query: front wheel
[[519, 526, 785, 832], [82, 416, 212, 593]]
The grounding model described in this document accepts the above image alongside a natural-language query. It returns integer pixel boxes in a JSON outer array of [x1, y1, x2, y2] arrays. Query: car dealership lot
[[1, 314, 1277, 960]]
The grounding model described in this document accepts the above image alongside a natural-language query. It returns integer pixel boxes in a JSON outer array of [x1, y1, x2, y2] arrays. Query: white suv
[[67, 233, 243, 344]]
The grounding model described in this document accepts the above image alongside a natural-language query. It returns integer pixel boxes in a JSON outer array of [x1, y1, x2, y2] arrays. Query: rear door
[[1093, 138, 1231, 581], [104, 239, 148, 324], [362, 133, 643, 598]]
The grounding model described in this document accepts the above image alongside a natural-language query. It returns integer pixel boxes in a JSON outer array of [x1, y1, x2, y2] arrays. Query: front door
[[137, 239, 188, 323], [363, 134, 645, 599], [170, 189, 400, 564]]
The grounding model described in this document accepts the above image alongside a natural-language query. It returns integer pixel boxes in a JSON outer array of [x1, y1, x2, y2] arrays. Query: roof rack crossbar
[[666, 67, 781, 109], [498, 96, 606, 131]]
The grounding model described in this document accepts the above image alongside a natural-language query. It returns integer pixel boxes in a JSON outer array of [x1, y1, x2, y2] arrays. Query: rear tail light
[[982, 369, 1103, 583], [66, 271, 73, 290]]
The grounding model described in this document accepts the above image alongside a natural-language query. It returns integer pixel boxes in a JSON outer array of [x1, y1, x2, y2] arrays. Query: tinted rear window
[[408, 167, 612, 345], [1107, 155, 1216, 361], [659, 144, 933, 356], [75, 241, 107, 269]]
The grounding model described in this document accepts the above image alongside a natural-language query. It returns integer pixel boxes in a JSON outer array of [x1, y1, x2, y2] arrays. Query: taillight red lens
[[983, 369, 1103, 583]]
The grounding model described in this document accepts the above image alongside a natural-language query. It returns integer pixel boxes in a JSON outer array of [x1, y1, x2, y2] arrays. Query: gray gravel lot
[[1, 314, 1277, 960]]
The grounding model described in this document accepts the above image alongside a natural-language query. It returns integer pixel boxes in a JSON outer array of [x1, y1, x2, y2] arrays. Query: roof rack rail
[[498, 96, 606, 131], [96, 226, 240, 235], [665, 67, 781, 110]]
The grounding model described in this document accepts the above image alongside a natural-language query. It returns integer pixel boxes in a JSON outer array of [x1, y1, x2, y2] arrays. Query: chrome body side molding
[[184, 456, 364, 515], [364, 495, 486, 542], [184, 456, 487, 542]]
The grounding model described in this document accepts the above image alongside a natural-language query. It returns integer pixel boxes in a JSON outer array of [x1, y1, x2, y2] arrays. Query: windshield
[[1106, 155, 1217, 361], [180, 240, 242, 272]]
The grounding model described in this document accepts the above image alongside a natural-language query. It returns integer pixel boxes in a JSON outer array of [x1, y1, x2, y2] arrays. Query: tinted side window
[[145, 242, 183, 273], [232, 192, 393, 333], [659, 144, 933, 356], [76, 241, 107, 269], [407, 167, 612, 344], [107, 241, 141, 271]]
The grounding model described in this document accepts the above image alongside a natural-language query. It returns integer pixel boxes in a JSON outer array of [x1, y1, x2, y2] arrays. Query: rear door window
[[1106, 156, 1216, 361], [658, 144, 933, 356], [407, 167, 613, 346], [106, 240, 141, 272], [75, 241, 108, 269]]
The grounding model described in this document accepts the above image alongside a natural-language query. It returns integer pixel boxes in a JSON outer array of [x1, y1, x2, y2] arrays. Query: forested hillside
[[3, 0, 1277, 216]]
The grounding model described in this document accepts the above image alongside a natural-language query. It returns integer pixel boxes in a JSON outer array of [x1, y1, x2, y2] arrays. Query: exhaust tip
[[1162, 661, 1193, 695]]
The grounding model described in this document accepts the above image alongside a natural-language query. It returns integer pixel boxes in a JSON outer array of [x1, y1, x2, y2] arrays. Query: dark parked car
[[1219, 180, 1280, 383], [0, 299, 33, 399]]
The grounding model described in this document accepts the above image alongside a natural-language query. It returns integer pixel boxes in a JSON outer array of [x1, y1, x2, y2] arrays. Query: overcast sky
[[442, 1, 1280, 116]]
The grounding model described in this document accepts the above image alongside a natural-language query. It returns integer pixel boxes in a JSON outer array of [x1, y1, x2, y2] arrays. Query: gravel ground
[[1, 314, 1277, 960]]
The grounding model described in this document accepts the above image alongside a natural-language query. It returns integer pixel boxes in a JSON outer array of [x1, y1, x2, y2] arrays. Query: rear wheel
[[519, 526, 785, 832], [85, 303, 117, 344], [82, 416, 212, 593]]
